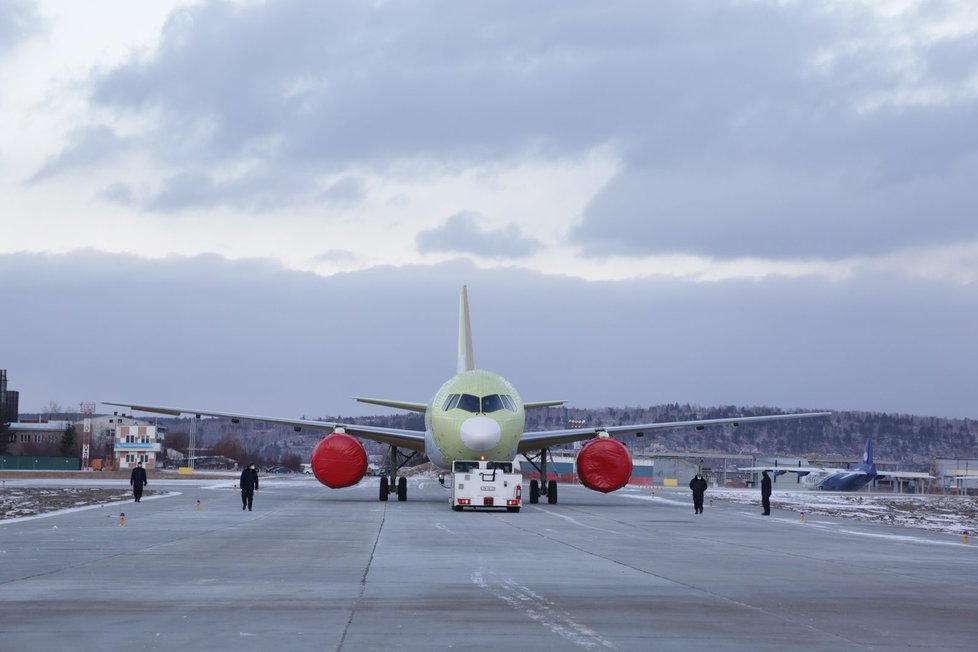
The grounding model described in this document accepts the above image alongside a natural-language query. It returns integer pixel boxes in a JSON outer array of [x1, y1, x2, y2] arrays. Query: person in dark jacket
[[240, 463, 260, 511], [688, 473, 708, 514], [761, 470, 772, 515], [129, 461, 147, 502]]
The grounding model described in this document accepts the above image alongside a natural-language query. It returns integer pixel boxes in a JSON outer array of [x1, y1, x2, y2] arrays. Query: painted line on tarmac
[[472, 565, 618, 650], [735, 511, 974, 548], [621, 494, 691, 508], [525, 505, 621, 533]]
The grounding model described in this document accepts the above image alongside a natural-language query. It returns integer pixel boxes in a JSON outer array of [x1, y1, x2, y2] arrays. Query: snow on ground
[[708, 488, 978, 536], [0, 487, 167, 520]]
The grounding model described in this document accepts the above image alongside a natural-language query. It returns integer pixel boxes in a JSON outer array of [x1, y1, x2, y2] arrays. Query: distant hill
[[522, 405, 978, 465]]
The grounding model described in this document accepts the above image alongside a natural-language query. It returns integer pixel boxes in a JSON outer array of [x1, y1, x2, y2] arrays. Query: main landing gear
[[379, 446, 417, 502], [523, 447, 558, 505]]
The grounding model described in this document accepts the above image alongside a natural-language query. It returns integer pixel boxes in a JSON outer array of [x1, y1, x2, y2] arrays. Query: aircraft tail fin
[[458, 285, 475, 373], [863, 440, 873, 465]]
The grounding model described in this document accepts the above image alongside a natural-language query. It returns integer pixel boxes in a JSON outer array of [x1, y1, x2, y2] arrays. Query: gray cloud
[[0, 0, 41, 56], [319, 176, 365, 204], [27, 125, 125, 183], [28, 1, 978, 259], [417, 212, 541, 258], [1, 251, 976, 420], [571, 150, 978, 259], [100, 181, 134, 206]]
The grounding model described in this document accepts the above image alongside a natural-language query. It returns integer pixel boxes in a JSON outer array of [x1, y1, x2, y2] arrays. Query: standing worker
[[761, 470, 772, 515], [689, 473, 708, 514], [240, 463, 260, 511], [130, 461, 147, 502]]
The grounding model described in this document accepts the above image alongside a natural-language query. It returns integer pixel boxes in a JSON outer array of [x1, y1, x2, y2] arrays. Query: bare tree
[[43, 401, 64, 420], [60, 424, 77, 456]]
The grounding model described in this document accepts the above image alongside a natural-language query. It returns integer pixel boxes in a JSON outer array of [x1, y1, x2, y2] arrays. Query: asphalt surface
[[1, 475, 975, 651]]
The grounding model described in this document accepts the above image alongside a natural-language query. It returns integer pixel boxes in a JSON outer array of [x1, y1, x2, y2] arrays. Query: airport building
[[5, 420, 72, 455], [113, 422, 163, 470], [934, 457, 978, 494]]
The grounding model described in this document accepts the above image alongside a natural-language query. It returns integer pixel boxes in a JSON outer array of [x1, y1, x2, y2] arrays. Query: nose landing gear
[[524, 448, 558, 505]]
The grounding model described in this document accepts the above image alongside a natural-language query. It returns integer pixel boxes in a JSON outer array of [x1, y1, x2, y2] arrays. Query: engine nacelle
[[576, 438, 632, 493], [310, 432, 368, 489]]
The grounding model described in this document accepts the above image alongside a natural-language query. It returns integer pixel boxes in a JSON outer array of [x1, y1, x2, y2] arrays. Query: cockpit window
[[481, 394, 505, 413], [444, 393, 518, 413], [456, 393, 480, 413], [442, 394, 457, 411]]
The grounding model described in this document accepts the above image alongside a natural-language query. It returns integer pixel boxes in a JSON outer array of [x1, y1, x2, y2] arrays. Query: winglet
[[458, 285, 475, 373]]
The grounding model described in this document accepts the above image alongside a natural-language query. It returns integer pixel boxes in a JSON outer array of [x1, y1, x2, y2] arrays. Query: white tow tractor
[[447, 460, 522, 512]]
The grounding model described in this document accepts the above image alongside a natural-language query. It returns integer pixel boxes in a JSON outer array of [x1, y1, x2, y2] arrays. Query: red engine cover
[[576, 438, 632, 493], [310, 433, 368, 489]]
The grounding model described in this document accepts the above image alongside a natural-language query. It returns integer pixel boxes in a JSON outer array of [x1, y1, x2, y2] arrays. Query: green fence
[[0, 456, 81, 471]]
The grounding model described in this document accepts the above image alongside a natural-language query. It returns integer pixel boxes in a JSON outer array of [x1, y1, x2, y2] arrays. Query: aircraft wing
[[101, 401, 427, 451], [518, 411, 831, 453], [876, 470, 934, 479], [353, 397, 428, 413], [737, 465, 862, 474]]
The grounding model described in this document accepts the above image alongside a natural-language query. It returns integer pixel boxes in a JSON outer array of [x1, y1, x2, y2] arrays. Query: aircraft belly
[[424, 431, 451, 469]]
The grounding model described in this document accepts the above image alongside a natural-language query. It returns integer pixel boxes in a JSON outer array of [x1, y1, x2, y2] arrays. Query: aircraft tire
[[379, 476, 389, 501], [529, 479, 539, 504], [547, 480, 558, 504], [397, 476, 407, 501]]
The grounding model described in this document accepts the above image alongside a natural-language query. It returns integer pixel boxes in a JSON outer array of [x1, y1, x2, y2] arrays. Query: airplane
[[105, 286, 831, 505], [739, 440, 932, 491]]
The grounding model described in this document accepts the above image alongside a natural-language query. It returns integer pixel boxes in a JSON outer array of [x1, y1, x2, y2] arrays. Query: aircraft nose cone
[[459, 416, 501, 452]]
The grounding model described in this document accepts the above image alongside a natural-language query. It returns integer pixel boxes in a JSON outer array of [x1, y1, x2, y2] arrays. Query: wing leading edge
[[101, 401, 427, 451], [518, 411, 832, 453]]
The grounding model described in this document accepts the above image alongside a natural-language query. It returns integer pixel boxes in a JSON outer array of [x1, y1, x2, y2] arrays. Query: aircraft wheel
[[547, 480, 558, 504], [397, 476, 407, 501], [529, 479, 539, 504], [379, 476, 389, 501]]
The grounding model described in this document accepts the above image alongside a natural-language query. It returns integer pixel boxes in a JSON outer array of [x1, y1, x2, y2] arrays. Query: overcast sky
[[2, 1, 977, 420]]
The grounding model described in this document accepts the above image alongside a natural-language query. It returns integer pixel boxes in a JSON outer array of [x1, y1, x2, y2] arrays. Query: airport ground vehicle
[[264, 465, 294, 473], [448, 460, 522, 512]]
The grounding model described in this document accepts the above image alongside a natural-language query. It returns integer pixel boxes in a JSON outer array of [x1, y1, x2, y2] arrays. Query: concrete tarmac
[[1, 476, 975, 651]]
